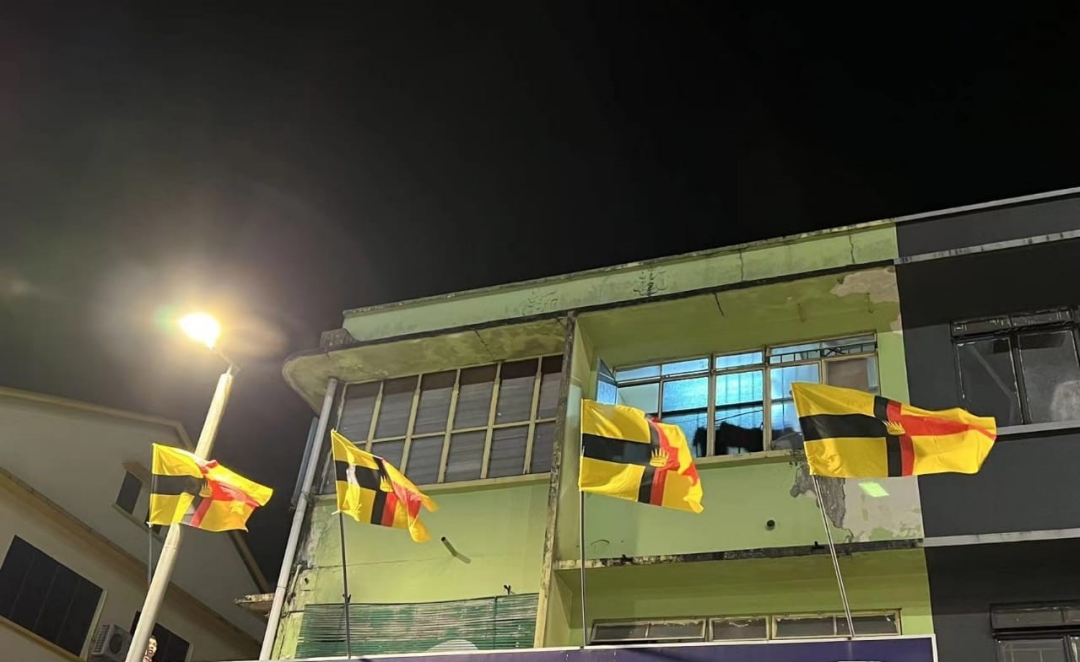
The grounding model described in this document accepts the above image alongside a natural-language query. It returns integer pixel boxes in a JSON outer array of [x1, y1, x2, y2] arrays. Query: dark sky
[[3, 3, 1079, 578]]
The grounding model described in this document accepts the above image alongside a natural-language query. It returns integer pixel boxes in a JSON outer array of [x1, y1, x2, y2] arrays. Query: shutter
[[339, 383, 379, 442], [495, 360, 537, 424], [296, 594, 538, 657], [487, 426, 528, 478], [371, 440, 405, 471], [445, 431, 486, 482], [537, 356, 564, 417], [453, 366, 496, 429], [414, 372, 455, 435], [529, 422, 556, 473], [375, 377, 418, 439], [404, 436, 444, 485]]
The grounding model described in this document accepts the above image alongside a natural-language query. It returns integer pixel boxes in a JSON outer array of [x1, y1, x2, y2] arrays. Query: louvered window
[[296, 594, 538, 657], [329, 355, 562, 488]]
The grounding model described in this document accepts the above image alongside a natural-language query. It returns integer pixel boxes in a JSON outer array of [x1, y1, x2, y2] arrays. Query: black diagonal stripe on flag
[[369, 456, 391, 526], [636, 422, 663, 505], [874, 396, 903, 478], [582, 434, 653, 466], [151, 474, 204, 497], [335, 461, 383, 491], [798, 413, 887, 441]]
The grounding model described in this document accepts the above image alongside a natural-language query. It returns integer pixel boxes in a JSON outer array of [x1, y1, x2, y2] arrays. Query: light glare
[[179, 313, 221, 350]]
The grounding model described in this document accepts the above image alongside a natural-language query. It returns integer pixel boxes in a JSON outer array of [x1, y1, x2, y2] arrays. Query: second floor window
[[330, 355, 563, 488], [953, 309, 1080, 427], [611, 335, 879, 457]]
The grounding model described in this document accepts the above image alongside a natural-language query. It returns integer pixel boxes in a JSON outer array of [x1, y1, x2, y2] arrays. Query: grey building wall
[[926, 540, 1080, 662]]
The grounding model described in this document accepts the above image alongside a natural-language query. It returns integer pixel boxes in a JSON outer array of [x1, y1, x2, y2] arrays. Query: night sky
[[3, 3, 1079, 578]]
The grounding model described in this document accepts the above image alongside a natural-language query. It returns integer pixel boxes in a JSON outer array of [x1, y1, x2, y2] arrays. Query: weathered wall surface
[[341, 225, 895, 343], [277, 484, 548, 657], [557, 549, 932, 645]]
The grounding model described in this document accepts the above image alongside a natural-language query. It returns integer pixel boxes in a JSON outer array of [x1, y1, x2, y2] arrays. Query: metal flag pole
[[337, 511, 353, 658], [578, 487, 588, 648], [810, 473, 855, 640], [261, 377, 339, 659], [125, 362, 239, 662]]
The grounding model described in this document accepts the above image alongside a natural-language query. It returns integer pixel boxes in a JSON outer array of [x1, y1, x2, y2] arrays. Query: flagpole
[[337, 511, 353, 658], [578, 488, 588, 648], [125, 362, 238, 662], [811, 473, 855, 640]]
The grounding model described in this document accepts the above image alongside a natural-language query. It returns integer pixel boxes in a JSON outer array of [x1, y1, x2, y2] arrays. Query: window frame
[[612, 334, 879, 455], [953, 308, 1080, 427], [115, 463, 163, 537], [329, 354, 562, 489], [591, 610, 901, 645]]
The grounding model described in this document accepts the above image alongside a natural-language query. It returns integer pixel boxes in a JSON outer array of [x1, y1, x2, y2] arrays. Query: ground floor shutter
[[296, 593, 538, 657]]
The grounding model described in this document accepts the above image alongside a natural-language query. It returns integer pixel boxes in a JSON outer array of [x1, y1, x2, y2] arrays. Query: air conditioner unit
[[89, 624, 132, 662]]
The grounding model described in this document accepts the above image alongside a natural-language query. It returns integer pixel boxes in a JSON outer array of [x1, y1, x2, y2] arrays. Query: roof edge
[[0, 386, 270, 593]]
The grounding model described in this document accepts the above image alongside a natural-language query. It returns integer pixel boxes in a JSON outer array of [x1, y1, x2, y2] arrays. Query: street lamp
[[126, 313, 239, 662]]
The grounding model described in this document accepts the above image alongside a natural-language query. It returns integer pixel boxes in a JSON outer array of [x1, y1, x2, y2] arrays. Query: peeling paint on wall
[[789, 464, 847, 531]]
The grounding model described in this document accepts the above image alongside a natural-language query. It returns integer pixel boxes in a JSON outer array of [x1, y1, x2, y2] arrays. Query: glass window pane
[[538, 356, 564, 417], [647, 621, 705, 639], [339, 382, 380, 442], [445, 430, 486, 482], [769, 341, 824, 364], [826, 357, 879, 393], [823, 335, 877, 356], [116, 471, 142, 515], [716, 351, 763, 370], [662, 412, 710, 457], [403, 436, 443, 485], [488, 426, 529, 478], [662, 377, 709, 413], [618, 383, 659, 414], [1017, 330, 1080, 424], [374, 377, 417, 439], [715, 370, 764, 406], [496, 360, 538, 424], [413, 372, 455, 435], [774, 616, 836, 638], [371, 440, 405, 471], [956, 338, 1023, 426], [616, 365, 660, 381], [771, 400, 801, 438], [838, 614, 900, 636], [715, 406, 765, 455], [662, 358, 710, 376], [593, 623, 648, 641], [770, 364, 820, 399], [530, 422, 556, 474], [997, 638, 1068, 662], [454, 366, 497, 429], [710, 617, 767, 641]]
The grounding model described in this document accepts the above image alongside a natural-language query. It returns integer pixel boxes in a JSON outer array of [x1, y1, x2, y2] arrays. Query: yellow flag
[[331, 430, 437, 542], [579, 400, 703, 514], [149, 444, 273, 532], [792, 382, 997, 478]]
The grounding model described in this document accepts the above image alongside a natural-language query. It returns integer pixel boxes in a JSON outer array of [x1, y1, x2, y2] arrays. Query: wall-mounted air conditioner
[[89, 624, 132, 662]]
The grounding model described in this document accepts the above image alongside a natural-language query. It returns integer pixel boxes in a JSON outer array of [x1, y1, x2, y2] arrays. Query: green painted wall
[[276, 482, 549, 656], [341, 225, 896, 343], [557, 549, 932, 646]]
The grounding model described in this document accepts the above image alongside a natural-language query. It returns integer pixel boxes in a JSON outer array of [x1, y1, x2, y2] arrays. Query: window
[[993, 603, 1080, 662], [954, 309, 1080, 427], [131, 611, 191, 662], [0, 537, 103, 655], [611, 335, 878, 456], [115, 469, 162, 535], [330, 355, 563, 488], [592, 612, 899, 645], [998, 637, 1078, 662], [116, 471, 142, 514]]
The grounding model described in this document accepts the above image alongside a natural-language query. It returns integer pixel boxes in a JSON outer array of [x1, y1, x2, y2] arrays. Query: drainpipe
[[260, 377, 339, 659]]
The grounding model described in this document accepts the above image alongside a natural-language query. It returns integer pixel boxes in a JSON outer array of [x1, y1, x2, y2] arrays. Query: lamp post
[[126, 314, 238, 662]]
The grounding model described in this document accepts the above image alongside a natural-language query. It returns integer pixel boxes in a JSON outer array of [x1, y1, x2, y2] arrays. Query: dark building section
[[897, 192, 1080, 662], [897, 194, 1080, 257], [898, 239, 1080, 537], [926, 540, 1080, 662]]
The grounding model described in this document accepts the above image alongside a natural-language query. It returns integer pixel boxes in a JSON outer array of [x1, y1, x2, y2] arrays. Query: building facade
[[0, 388, 269, 662], [267, 187, 1080, 662]]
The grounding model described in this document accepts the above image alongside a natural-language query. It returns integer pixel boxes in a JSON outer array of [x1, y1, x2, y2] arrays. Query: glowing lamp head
[[179, 313, 221, 350]]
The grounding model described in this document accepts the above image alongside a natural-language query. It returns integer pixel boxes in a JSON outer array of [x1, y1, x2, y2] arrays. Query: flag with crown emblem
[[331, 429, 437, 542], [578, 400, 704, 513]]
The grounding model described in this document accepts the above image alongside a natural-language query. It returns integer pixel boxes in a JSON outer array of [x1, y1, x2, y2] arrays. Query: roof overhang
[[284, 317, 568, 409]]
